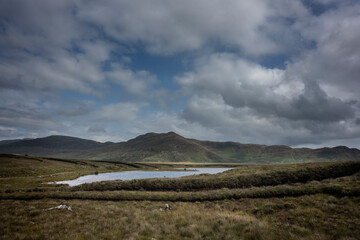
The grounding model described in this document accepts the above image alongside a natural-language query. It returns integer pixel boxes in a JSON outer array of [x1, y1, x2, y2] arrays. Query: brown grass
[[1, 195, 359, 240], [0, 155, 359, 239]]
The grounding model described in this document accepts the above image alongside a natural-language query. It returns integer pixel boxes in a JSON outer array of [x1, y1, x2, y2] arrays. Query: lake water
[[55, 168, 232, 187]]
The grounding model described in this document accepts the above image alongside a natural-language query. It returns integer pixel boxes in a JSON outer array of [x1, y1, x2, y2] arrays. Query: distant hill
[[0, 139, 23, 146], [0, 135, 111, 156], [0, 132, 359, 163]]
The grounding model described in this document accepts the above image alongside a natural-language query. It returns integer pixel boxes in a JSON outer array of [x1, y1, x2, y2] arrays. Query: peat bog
[[0, 154, 359, 239]]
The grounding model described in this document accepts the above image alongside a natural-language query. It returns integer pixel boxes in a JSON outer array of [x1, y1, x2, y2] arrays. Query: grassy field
[[0, 154, 359, 239]]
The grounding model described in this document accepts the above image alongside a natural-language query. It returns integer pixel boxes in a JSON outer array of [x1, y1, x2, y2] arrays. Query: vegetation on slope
[[0, 135, 111, 157], [1, 132, 360, 163]]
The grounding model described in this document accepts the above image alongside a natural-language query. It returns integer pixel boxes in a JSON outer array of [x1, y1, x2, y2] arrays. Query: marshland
[[1, 154, 359, 239]]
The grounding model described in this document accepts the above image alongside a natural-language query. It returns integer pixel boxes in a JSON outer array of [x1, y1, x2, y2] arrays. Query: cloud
[[311, 0, 356, 6], [107, 63, 158, 96], [290, 3, 360, 98], [180, 94, 360, 146], [176, 51, 359, 146], [94, 102, 146, 122], [0, 126, 18, 138], [0, 46, 110, 95], [178, 53, 355, 122], [0, 105, 59, 132], [77, 0, 310, 55], [0, 0, 359, 148], [125, 111, 222, 142], [181, 94, 309, 144], [56, 101, 94, 117], [0, 89, 60, 139], [0, 1, 113, 96], [0, 1, 85, 56], [88, 126, 107, 134]]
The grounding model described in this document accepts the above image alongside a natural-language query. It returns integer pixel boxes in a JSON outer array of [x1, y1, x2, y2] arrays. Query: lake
[[55, 168, 232, 187]]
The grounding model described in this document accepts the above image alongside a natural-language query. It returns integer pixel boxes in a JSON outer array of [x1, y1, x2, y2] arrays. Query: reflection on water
[[55, 167, 232, 187]]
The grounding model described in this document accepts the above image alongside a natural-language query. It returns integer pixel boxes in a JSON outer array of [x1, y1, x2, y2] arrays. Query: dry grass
[[0, 155, 359, 239], [1, 195, 359, 240]]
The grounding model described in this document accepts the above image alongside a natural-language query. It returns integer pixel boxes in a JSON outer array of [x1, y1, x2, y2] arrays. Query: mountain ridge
[[0, 132, 359, 163]]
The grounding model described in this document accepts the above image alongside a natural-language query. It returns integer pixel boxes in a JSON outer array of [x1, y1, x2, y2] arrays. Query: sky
[[0, 0, 360, 148]]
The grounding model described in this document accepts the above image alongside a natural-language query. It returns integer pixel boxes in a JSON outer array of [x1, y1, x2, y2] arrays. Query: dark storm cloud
[[290, 81, 354, 122], [178, 54, 355, 122], [177, 50, 360, 146], [181, 94, 360, 146]]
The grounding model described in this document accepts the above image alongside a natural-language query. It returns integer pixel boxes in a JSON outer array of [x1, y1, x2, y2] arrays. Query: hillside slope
[[0, 132, 359, 163], [64, 132, 226, 163], [0, 135, 112, 156], [196, 140, 360, 163]]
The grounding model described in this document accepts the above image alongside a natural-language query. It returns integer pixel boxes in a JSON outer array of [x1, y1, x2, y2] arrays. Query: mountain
[[0, 135, 112, 156], [0, 132, 359, 163], [0, 139, 23, 146], [79, 132, 225, 162]]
